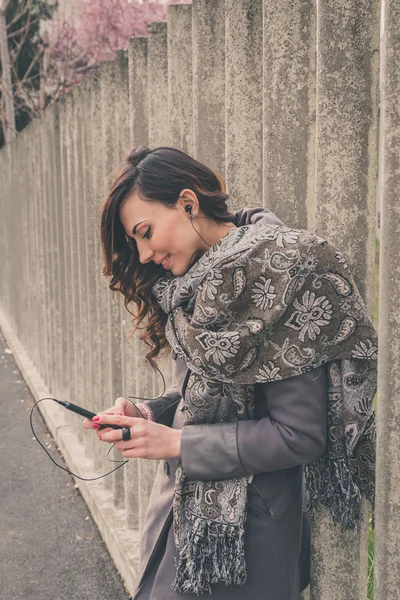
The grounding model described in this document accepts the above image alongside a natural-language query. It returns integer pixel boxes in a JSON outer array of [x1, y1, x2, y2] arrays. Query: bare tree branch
[[6, 0, 33, 31]]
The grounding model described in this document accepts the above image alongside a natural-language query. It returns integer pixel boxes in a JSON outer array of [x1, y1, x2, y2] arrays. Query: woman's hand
[[91, 413, 182, 460], [81, 396, 144, 435]]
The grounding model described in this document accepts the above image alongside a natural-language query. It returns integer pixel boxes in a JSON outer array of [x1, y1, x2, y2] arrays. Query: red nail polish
[[92, 416, 100, 422], [93, 424, 100, 429]]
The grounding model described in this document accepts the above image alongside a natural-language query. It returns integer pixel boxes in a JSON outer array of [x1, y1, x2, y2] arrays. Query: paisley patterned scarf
[[151, 222, 378, 595]]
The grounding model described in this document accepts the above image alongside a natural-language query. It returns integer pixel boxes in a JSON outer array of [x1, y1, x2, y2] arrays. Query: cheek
[[156, 218, 190, 253]]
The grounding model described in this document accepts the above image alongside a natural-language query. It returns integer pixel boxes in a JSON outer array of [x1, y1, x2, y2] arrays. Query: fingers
[[82, 404, 123, 430], [92, 413, 139, 429], [100, 428, 133, 444], [114, 397, 127, 415]]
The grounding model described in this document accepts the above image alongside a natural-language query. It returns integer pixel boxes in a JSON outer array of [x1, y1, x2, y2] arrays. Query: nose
[[138, 245, 155, 265]]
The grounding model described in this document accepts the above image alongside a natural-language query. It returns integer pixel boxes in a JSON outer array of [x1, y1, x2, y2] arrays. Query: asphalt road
[[0, 329, 131, 600]]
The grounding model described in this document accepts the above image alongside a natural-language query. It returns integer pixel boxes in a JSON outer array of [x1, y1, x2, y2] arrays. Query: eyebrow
[[131, 220, 148, 235]]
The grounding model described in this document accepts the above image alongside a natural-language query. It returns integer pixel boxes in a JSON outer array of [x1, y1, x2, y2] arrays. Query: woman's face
[[119, 189, 213, 276]]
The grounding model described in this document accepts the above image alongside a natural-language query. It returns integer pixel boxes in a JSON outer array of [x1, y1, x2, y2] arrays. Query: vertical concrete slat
[[79, 76, 96, 462], [39, 117, 50, 383], [315, 0, 380, 306], [58, 97, 71, 397], [45, 108, 57, 394], [225, 0, 263, 211], [73, 83, 91, 450], [192, 0, 225, 173], [100, 60, 124, 495], [63, 92, 76, 407], [375, 0, 400, 598], [263, 0, 316, 229], [44, 109, 56, 393], [35, 119, 45, 374], [114, 49, 133, 510], [311, 2, 380, 600], [52, 102, 64, 400], [90, 70, 105, 473], [129, 37, 149, 146], [25, 127, 35, 362], [139, 19, 170, 529], [29, 120, 39, 370], [67, 88, 84, 436], [148, 21, 169, 146], [167, 3, 193, 154], [126, 36, 150, 530]]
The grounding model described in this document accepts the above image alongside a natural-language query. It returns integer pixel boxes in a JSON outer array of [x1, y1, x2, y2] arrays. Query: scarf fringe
[[170, 517, 247, 595], [304, 454, 375, 532]]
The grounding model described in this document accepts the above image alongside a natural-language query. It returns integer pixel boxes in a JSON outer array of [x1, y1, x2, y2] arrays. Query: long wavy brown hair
[[100, 145, 236, 369]]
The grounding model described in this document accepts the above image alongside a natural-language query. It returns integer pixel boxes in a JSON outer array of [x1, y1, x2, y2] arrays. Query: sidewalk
[[0, 329, 131, 600]]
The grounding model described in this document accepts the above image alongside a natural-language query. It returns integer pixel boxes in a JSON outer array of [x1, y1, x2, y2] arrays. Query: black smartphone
[[55, 399, 123, 430]]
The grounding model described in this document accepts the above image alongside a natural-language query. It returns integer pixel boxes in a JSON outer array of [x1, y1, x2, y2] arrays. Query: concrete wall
[[0, 0, 396, 597]]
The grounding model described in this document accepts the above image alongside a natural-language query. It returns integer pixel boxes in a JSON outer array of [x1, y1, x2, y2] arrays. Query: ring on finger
[[121, 427, 132, 441]]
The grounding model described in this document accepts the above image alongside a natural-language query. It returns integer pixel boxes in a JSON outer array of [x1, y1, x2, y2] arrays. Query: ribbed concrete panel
[[263, 0, 316, 229], [128, 37, 148, 145], [58, 96, 71, 397], [90, 71, 106, 473], [127, 37, 150, 530], [30, 119, 40, 372], [75, 78, 94, 458], [68, 87, 86, 440], [36, 117, 47, 377], [0, 5, 390, 596], [192, 0, 225, 174], [100, 60, 123, 495], [51, 102, 65, 400], [40, 112, 52, 389], [64, 92, 77, 408], [143, 19, 170, 517], [17, 131, 28, 354], [43, 108, 58, 394], [148, 21, 169, 146], [310, 3, 380, 600], [168, 3, 193, 153], [113, 49, 131, 510], [3, 143, 13, 330], [225, 0, 263, 211], [375, 0, 400, 597], [27, 128, 36, 362], [315, 0, 380, 308]]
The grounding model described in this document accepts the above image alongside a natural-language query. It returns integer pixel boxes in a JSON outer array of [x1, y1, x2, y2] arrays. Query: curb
[[0, 308, 140, 597]]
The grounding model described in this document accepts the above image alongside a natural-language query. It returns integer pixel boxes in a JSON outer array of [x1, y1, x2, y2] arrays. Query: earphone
[[184, 204, 196, 219]]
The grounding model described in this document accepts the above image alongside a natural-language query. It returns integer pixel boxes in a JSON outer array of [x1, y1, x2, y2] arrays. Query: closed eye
[[142, 226, 151, 239]]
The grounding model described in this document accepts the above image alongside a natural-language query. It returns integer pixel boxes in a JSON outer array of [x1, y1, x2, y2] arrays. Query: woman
[[82, 146, 376, 599]]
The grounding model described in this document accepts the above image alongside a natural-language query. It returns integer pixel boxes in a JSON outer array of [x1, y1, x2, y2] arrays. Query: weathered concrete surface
[[314, 0, 380, 311], [311, 2, 380, 599], [128, 37, 149, 146], [263, 0, 316, 229], [168, 3, 193, 154], [374, 0, 400, 598], [0, 3, 388, 598], [0, 328, 131, 600], [148, 21, 169, 146], [192, 0, 226, 175], [225, 0, 263, 211]]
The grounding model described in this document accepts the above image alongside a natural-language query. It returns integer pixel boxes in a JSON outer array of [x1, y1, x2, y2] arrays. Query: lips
[[161, 255, 172, 269]]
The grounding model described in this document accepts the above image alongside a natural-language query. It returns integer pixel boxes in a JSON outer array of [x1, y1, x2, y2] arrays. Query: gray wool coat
[[131, 208, 329, 600]]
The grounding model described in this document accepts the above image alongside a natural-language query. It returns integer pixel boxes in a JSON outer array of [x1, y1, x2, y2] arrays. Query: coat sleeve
[[135, 384, 182, 427], [234, 206, 285, 228], [180, 364, 328, 481]]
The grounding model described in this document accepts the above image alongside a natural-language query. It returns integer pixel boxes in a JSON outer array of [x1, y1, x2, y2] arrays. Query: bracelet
[[136, 402, 154, 422]]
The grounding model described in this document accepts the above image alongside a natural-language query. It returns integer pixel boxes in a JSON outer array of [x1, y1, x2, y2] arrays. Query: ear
[[177, 189, 199, 213]]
